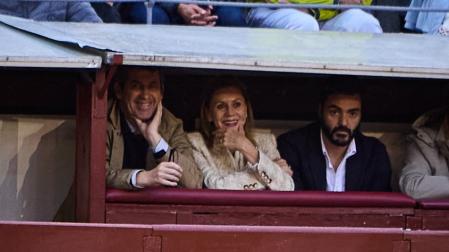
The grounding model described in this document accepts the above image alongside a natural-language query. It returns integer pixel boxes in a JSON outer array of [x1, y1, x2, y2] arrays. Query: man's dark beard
[[321, 122, 357, 147]]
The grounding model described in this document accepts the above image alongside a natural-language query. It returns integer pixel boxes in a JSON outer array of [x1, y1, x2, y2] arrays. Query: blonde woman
[[187, 78, 294, 191]]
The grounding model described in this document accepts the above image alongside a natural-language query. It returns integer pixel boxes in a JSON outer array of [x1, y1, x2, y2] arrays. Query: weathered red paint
[[76, 68, 108, 223]]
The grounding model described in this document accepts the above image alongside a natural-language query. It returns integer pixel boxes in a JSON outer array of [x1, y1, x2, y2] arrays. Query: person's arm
[[192, 146, 264, 190], [367, 141, 392, 191], [400, 138, 449, 199], [105, 132, 183, 189], [105, 127, 135, 189], [106, 103, 185, 189], [176, 4, 217, 26], [136, 104, 203, 189], [161, 121, 203, 189], [187, 132, 264, 190], [277, 133, 304, 190], [251, 134, 294, 191]]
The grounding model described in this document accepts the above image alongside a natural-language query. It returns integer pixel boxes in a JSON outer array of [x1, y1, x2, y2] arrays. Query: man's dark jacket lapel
[[345, 131, 364, 191], [306, 124, 327, 190]]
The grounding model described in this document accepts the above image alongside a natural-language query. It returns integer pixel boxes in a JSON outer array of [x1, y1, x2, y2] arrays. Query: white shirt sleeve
[[153, 138, 169, 153], [130, 139, 169, 188], [130, 169, 144, 188]]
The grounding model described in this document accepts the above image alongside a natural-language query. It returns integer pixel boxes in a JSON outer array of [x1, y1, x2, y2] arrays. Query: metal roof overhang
[[0, 16, 101, 69], [1, 14, 448, 79]]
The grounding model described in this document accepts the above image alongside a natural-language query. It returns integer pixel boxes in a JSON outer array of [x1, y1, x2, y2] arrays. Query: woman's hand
[[177, 4, 218, 26], [214, 124, 259, 164]]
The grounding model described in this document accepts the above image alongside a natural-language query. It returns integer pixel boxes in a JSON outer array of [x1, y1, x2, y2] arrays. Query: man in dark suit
[[277, 82, 391, 192]]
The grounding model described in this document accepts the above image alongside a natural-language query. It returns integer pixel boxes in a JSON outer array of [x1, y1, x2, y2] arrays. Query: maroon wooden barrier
[[0, 221, 408, 252], [105, 188, 416, 228], [0, 221, 153, 252], [407, 198, 449, 230], [151, 225, 407, 252], [4, 221, 449, 252], [76, 69, 108, 223], [404, 230, 449, 252]]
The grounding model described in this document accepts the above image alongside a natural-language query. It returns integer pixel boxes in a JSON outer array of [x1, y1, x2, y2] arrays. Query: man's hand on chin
[[135, 102, 163, 148]]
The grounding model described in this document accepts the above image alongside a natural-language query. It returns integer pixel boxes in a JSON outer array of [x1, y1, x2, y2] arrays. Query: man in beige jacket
[[106, 67, 202, 189], [400, 107, 449, 199]]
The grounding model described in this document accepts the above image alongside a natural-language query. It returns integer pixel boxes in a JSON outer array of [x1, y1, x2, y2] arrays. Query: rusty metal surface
[[1, 14, 449, 78], [0, 19, 101, 68]]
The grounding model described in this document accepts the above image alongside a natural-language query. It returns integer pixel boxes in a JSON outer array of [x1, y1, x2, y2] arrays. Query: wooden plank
[[0, 221, 154, 252], [106, 203, 413, 228], [152, 225, 405, 252], [0, 221, 409, 252], [407, 209, 449, 230], [414, 209, 449, 230], [76, 69, 108, 223], [405, 230, 449, 252]]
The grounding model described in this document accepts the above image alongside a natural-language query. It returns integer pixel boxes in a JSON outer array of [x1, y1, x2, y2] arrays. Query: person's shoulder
[[186, 132, 207, 150], [252, 129, 273, 139], [251, 130, 276, 146], [356, 132, 387, 150], [409, 107, 448, 145], [161, 107, 182, 125], [277, 122, 319, 142], [107, 99, 120, 130], [160, 107, 186, 138], [187, 132, 203, 143]]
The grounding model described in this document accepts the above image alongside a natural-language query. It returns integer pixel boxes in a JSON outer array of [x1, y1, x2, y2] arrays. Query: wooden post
[[75, 68, 108, 223]]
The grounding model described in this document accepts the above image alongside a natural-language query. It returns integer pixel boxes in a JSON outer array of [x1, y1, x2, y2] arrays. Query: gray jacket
[[399, 107, 449, 199], [0, 1, 102, 22]]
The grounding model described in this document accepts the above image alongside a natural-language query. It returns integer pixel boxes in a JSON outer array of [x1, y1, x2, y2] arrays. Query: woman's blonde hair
[[199, 77, 255, 147]]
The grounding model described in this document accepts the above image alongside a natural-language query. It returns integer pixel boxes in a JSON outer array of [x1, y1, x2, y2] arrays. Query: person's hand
[[274, 158, 293, 176], [214, 124, 259, 164], [339, 0, 362, 4], [135, 102, 162, 148], [177, 4, 218, 26], [214, 124, 248, 152], [136, 162, 183, 187]]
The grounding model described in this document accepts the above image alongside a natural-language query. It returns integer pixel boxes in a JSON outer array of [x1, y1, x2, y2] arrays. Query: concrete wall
[[0, 116, 75, 221]]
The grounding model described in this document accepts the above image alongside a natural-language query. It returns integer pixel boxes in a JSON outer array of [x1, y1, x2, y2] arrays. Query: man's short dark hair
[[319, 75, 363, 107], [112, 66, 165, 93]]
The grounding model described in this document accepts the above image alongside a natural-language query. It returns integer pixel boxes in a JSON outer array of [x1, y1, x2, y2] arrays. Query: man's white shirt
[[320, 130, 357, 192]]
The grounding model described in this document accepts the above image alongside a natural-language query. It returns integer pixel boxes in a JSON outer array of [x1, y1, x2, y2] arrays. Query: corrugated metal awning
[[1, 14, 449, 78], [0, 16, 101, 68]]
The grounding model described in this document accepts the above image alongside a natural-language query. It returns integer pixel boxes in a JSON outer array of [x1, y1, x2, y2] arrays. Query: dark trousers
[[120, 2, 246, 27]]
